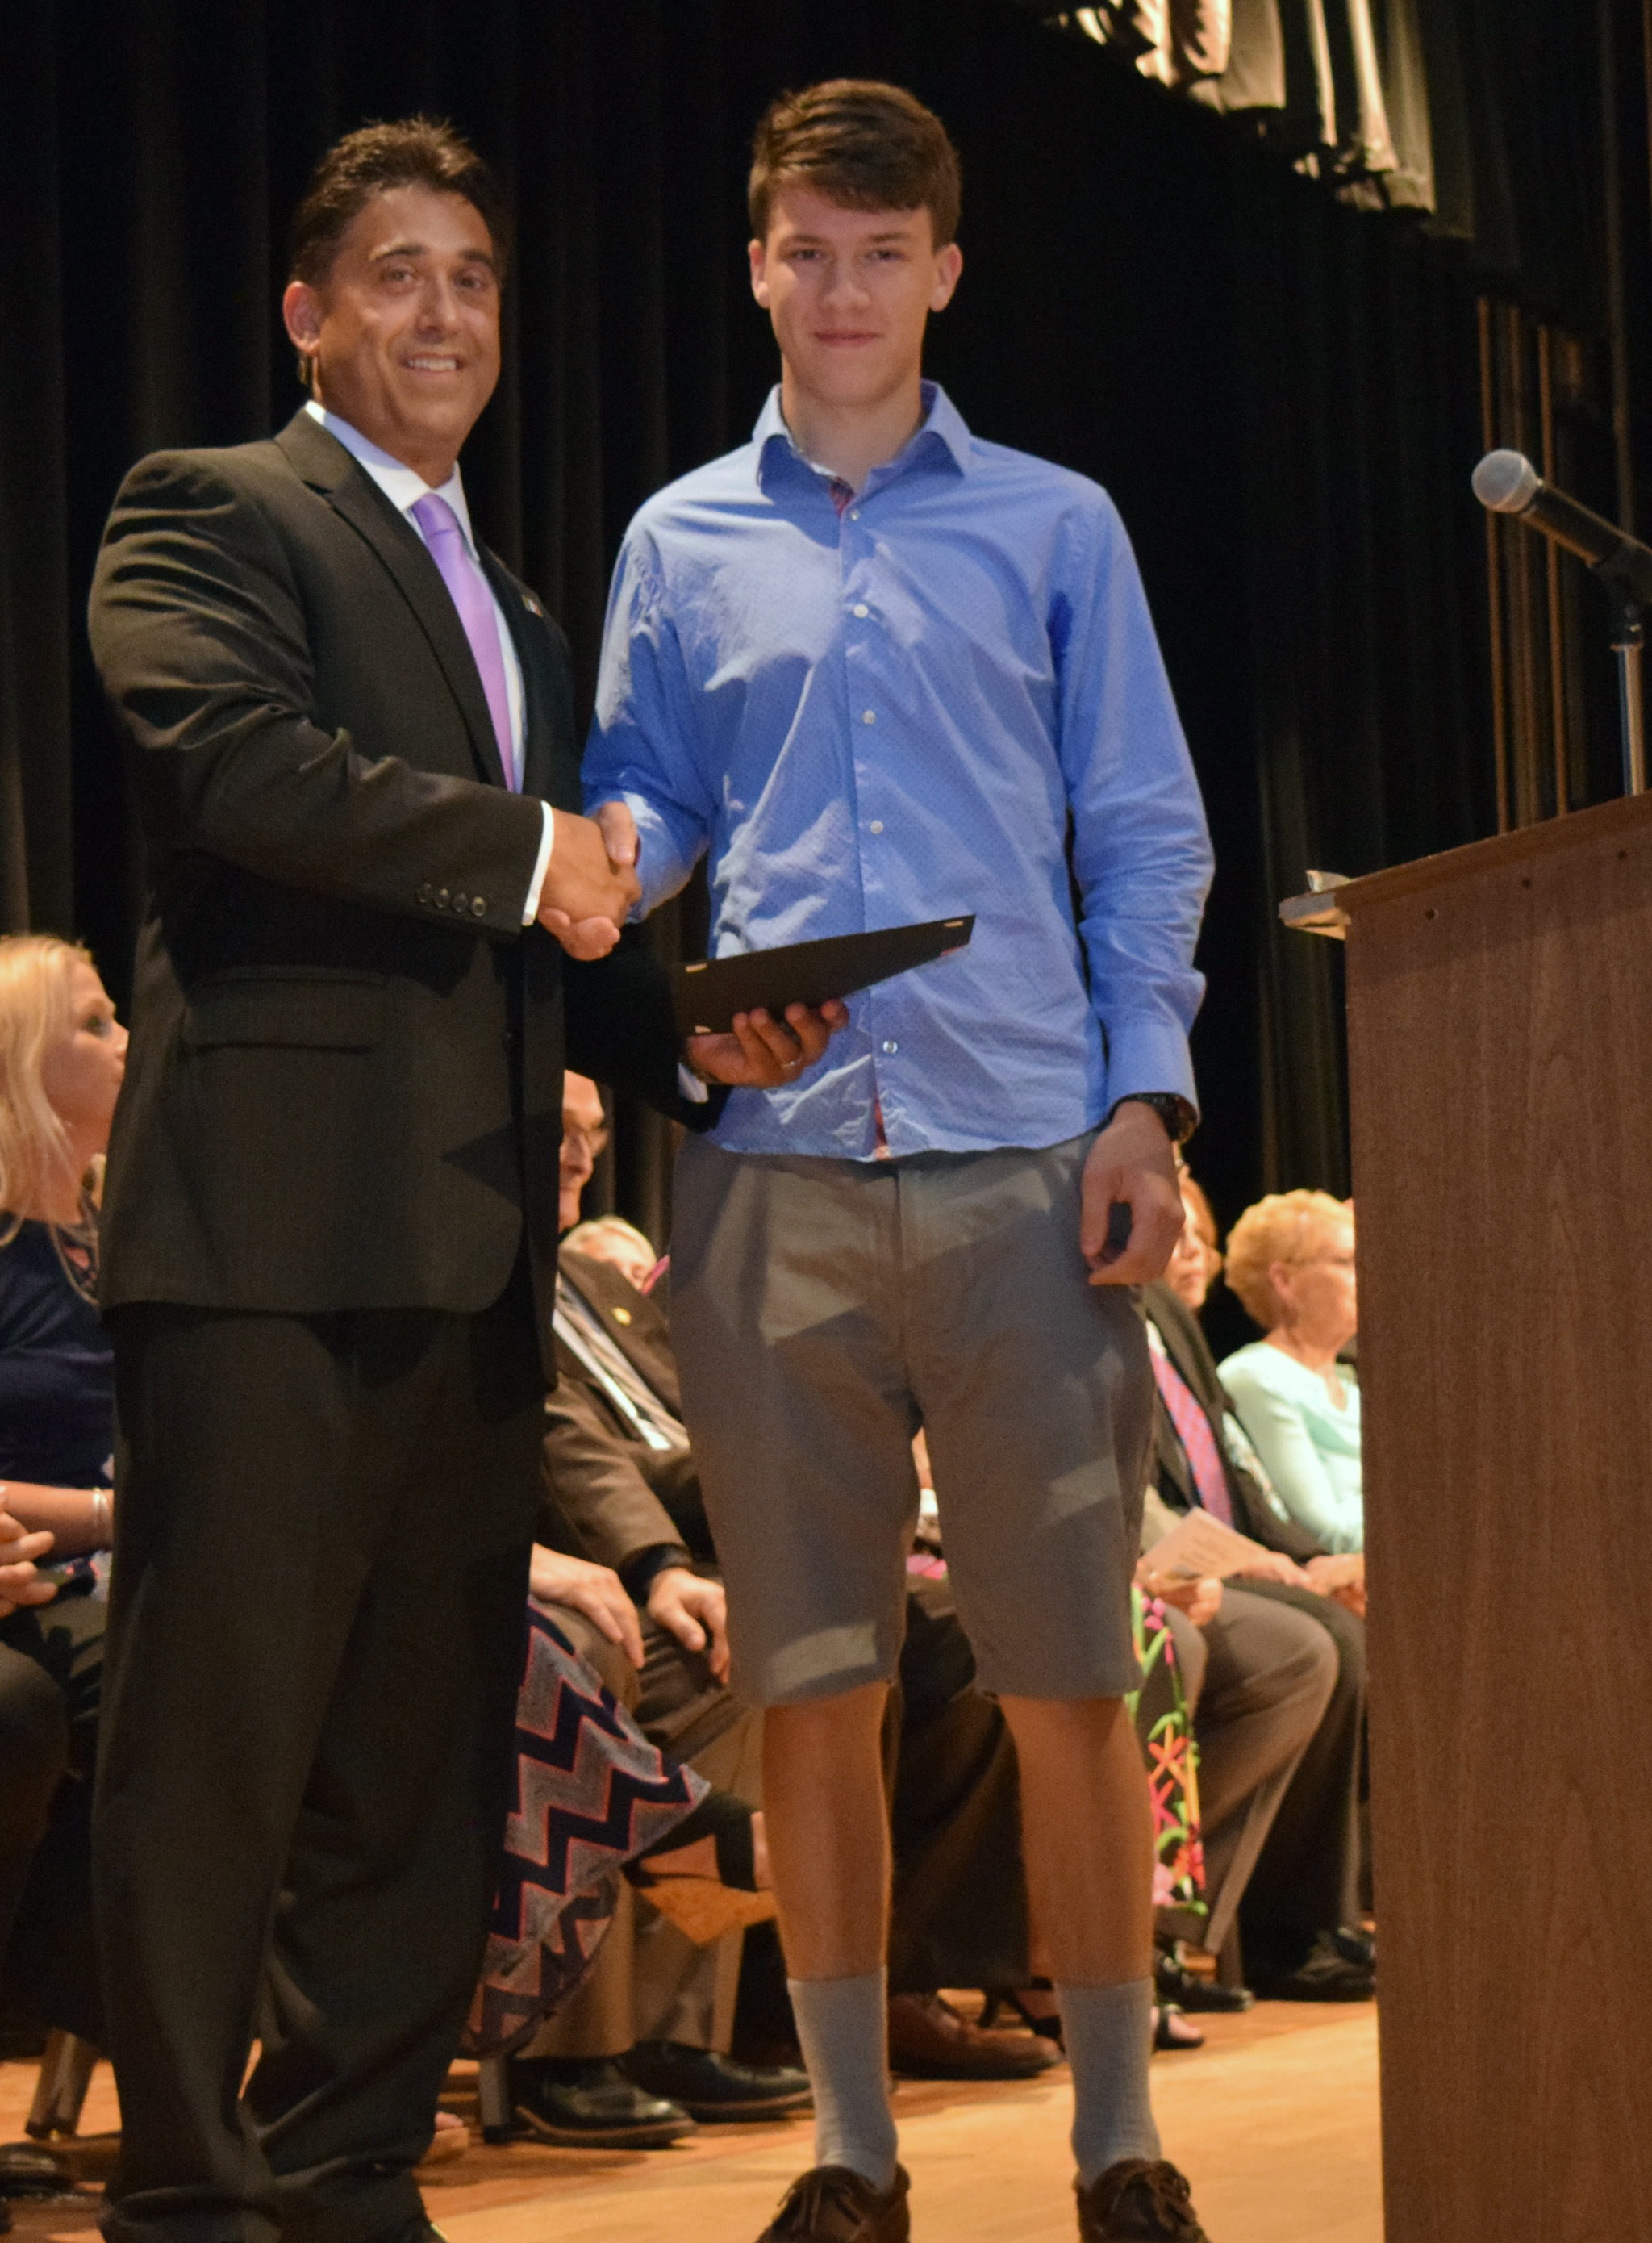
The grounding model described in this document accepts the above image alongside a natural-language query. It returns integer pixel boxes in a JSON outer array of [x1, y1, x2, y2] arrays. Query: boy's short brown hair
[[748, 81, 962, 247], [288, 115, 511, 288]]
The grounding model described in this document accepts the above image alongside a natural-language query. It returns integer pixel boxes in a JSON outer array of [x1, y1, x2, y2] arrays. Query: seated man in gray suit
[[1141, 1180, 1372, 2004], [501, 1073, 810, 2146]]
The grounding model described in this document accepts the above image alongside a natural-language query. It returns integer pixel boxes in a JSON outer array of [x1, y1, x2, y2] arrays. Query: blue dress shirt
[[585, 383, 1213, 1159]]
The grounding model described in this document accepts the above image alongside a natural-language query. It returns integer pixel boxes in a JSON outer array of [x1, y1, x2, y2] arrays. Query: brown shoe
[[755, 2163, 911, 2241], [1076, 2158, 1210, 2239], [887, 1992, 1061, 2080]]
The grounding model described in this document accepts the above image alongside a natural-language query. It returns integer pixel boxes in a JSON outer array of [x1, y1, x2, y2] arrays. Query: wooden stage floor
[[0, 2002, 1382, 2243]]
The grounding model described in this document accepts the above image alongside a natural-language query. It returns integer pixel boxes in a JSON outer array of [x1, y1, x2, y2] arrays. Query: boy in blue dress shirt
[[586, 81, 1216, 2243]]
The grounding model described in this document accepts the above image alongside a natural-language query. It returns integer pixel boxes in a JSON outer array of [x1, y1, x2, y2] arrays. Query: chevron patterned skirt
[[465, 1602, 710, 2056]]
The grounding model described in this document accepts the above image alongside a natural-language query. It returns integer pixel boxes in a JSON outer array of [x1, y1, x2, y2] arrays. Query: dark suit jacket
[[89, 409, 699, 1370], [1141, 1282, 1326, 1564], [539, 1250, 713, 1582]]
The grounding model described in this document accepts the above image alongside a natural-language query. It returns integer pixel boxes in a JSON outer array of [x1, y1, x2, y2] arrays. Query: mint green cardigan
[[1218, 1341, 1364, 1554]]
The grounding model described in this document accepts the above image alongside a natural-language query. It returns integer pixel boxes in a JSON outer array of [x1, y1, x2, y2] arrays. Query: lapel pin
[[522, 591, 544, 616]]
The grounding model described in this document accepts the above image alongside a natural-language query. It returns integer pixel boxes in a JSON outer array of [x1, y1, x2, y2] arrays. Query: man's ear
[[282, 278, 323, 369], [749, 237, 772, 309]]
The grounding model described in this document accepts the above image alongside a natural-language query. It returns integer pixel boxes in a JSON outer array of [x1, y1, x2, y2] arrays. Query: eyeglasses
[[563, 1124, 610, 1162]]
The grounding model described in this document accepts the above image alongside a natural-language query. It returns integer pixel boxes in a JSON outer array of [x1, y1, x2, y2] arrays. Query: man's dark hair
[[287, 115, 511, 289], [748, 81, 962, 247]]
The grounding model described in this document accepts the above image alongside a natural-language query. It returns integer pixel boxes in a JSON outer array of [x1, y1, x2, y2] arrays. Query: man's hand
[[1304, 1552, 1366, 1617], [528, 1545, 645, 1669], [1233, 1548, 1314, 1590], [0, 1507, 57, 1623], [1136, 1563, 1224, 1627], [686, 1000, 849, 1090], [536, 810, 642, 960], [646, 1566, 730, 1683], [590, 800, 639, 878], [1081, 1101, 1183, 1285]]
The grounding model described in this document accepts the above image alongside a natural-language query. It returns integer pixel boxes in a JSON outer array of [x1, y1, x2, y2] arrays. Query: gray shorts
[[669, 1130, 1151, 1708]]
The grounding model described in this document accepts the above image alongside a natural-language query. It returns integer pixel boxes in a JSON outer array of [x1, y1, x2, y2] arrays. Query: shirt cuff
[[620, 1543, 695, 1602], [1100, 1015, 1199, 1114], [521, 803, 557, 925], [678, 1062, 710, 1105]]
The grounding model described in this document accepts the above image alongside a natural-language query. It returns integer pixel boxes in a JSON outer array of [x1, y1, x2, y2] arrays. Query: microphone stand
[[1607, 586, 1647, 796]]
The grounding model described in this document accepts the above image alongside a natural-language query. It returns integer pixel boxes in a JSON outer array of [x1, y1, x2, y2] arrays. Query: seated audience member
[[1141, 1179, 1373, 2002], [1220, 1192, 1364, 1554], [489, 1075, 811, 2146], [540, 1080, 1058, 2096], [0, 937, 127, 2051], [561, 1215, 657, 1292]]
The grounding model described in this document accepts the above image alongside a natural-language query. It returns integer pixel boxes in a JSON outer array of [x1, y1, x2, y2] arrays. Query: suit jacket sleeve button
[[436, 888, 450, 908], [472, 896, 487, 917], [453, 894, 469, 914], [417, 883, 432, 904]]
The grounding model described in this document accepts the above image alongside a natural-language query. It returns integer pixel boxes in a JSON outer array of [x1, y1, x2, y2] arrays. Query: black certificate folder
[[672, 916, 975, 1038]]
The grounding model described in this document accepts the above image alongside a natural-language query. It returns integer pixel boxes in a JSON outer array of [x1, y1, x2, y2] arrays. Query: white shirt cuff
[[678, 1063, 710, 1105], [521, 803, 557, 925]]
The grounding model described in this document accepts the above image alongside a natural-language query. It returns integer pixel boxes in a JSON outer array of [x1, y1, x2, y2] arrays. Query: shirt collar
[[304, 399, 478, 553], [753, 379, 973, 494]]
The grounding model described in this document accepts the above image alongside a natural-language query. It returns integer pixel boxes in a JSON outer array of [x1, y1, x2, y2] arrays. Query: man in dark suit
[[86, 119, 835, 2243], [1141, 1197, 1371, 2003]]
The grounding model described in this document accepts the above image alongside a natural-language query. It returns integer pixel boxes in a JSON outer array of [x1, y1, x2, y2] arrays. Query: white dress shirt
[[305, 401, 554, 922]]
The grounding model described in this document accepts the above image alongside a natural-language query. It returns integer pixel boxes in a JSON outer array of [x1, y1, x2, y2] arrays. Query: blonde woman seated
[[1219, 1192, 1362, 1555]]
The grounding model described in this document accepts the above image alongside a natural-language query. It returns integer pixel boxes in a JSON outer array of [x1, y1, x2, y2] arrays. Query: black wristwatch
[[1105, 1092, 1198, 1146]]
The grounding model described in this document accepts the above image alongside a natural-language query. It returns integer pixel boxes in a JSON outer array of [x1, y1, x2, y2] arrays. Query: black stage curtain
[[2, 0, 1643, 1255]]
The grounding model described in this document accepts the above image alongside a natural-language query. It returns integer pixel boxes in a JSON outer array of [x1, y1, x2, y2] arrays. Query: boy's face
[[749, 187, 962, 413]]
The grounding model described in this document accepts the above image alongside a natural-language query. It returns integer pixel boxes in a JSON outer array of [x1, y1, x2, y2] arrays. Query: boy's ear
[[930, 241, 964, 312], [749, 237, 771, 307]]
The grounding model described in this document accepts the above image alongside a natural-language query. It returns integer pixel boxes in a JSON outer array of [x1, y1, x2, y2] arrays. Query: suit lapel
[[561, 1254, 684, 1418], [274, 411, 508, 790], [481, 549, 557, 804]]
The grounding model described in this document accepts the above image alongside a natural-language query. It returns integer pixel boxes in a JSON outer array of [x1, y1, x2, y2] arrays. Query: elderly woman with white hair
[[1219, 1191, 1363, 1555]]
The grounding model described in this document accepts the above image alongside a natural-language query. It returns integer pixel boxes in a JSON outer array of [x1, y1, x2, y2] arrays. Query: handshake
[[535, 800, 849, 1087], [535, 800, 643, 961]]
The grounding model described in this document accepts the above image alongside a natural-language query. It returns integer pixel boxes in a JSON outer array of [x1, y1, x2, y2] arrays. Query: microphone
[[1471, 450, 1652, 608]]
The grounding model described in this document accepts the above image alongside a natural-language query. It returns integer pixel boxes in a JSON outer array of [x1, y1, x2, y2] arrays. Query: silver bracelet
[[91, 1489, 112, 1548]]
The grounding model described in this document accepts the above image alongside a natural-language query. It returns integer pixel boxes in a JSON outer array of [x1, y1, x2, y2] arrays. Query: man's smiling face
[[749, 187, 962, 416], [282, 183, 502, 481]]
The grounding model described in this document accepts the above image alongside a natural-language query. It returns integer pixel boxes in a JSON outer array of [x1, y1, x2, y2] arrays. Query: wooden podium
[[1287, 791, 1652, 2242]]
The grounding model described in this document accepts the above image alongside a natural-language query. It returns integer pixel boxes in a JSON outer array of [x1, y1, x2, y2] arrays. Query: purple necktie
[[410, 491, 519, 788], [1147, 1324, 1235, 1524]]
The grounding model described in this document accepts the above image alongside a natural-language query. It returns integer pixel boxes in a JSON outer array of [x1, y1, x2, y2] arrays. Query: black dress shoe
[[621, 2041, 812, 2121], [0, 2145, 76, 2197], [1249, 1929, 1375, 2003], [1155, 1950, 1254, 2014], [1331, 1924, 1375, 1969], [508, 2057, 695, 2148]]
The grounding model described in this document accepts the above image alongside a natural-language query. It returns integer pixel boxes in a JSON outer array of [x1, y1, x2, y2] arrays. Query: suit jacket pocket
[[181, 968, 388, 1050]]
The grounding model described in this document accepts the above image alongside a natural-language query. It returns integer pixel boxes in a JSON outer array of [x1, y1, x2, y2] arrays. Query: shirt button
[[869, 821, 884, 834], [849, 509, 861, 520], [882, 1038, 899, 1055], [861, 709, 877, 725], [853, 604, 870, 618]]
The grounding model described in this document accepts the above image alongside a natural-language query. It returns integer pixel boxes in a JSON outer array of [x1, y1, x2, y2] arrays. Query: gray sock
[[786, 1968, 899, 2191], [1057, 1978, 1162, 2187]]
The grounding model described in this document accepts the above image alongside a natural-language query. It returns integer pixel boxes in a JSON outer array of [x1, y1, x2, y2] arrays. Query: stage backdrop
[[2, 0, 1646, 1263]]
